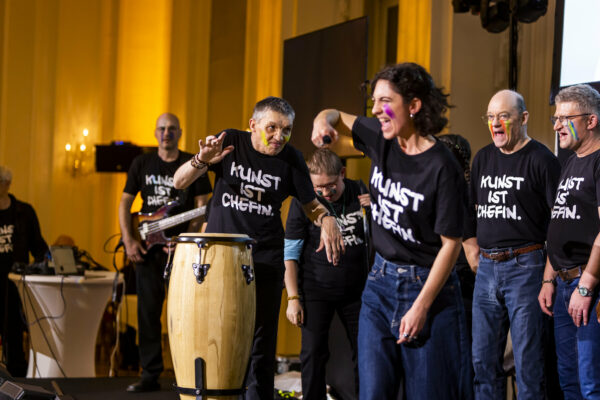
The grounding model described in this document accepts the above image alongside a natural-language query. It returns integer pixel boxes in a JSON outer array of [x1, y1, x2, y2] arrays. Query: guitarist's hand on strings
[[124, 237, 146, 263], [197, 131, 235, 166]]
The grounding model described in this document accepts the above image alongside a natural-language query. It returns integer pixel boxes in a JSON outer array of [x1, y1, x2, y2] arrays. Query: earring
[[409, 113, 414, 119]]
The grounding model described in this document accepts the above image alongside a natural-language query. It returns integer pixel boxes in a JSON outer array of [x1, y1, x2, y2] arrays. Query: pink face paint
[[383, 104, 395, 119]]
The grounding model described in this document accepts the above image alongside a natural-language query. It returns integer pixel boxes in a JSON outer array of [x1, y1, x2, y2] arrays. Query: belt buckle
[[488, 251, 505, 261]]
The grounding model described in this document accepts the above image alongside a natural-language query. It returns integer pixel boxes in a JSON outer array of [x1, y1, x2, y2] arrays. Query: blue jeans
[[358, 253, 472, 400], [472, 247, 545, 400], [554, 276, 600, 399]]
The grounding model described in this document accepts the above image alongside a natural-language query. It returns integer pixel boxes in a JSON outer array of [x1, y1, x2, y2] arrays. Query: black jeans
[[300, 296, 361, 400], [134, 248, 167, 382], [244, 263, 284, 400], [0, 273, 27, 377]]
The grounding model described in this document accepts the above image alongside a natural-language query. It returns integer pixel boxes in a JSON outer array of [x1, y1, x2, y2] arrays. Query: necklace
[[323, 190, 345, 219]]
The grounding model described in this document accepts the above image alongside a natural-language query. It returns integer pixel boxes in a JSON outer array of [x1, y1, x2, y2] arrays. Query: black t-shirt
[[206, 129, 316, 265], [285, 179, 368, 300], [0, 205, 15, 273], [547, 150, 600, 270], [470, 140, 561, 249], [352, 116, 465, 266], [123, 151, 212, 236]]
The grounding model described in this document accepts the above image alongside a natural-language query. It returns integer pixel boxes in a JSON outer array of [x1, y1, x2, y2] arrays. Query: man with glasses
[[470, 90, 561, 399], [539, 84, 600, 399], [119, 113, 212, 392]]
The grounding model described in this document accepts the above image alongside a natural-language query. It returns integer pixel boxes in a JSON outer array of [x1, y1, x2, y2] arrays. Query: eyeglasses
[[481, 113, 512, 123], [550, 113, 590, 126]]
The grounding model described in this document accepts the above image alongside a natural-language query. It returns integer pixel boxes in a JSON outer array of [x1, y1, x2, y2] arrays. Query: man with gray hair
[[174, 96, 344, 400], [539, 84, 600, 399], [470, 90, 561, 399], [0, 165, 48, 376]]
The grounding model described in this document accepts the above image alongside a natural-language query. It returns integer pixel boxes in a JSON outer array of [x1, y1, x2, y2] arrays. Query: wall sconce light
[[65, 129, 94, 176]]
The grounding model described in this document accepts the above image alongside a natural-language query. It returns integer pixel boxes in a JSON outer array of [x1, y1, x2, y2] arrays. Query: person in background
[[118, 113, 211, 392], [437, 134, 478, 333], [284, 148, 369, 399], [0, 165, 48, 377]]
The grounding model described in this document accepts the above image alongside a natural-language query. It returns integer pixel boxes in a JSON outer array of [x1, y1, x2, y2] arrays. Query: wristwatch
[[577, 285, 593, 297]]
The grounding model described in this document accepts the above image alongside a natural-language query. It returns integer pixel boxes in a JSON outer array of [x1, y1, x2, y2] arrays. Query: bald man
[[470, 90, 561, 399], [118, 113, 211, 392]]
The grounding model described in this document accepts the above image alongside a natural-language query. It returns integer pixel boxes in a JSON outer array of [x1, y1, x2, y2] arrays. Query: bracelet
[[317, 211, 332, 225], [542, 279, 556, 285], [190, 153, 210, 170], [287, 295, 301, 301]]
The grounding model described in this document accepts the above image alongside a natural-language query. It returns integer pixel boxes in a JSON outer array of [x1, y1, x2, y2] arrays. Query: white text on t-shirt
[[552, 176, 584, 220], [477, 174, 524, 220], [370, 166, 423, 243]]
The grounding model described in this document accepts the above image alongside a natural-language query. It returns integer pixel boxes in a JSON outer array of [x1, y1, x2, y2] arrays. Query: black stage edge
[[13, 377, 178, 400]]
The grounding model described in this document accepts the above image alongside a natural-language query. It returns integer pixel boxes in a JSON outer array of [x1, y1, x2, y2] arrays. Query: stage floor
[[13, 376, 179, 400]]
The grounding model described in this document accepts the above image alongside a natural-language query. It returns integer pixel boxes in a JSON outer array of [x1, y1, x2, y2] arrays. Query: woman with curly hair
[[312, 63, 471, 400]]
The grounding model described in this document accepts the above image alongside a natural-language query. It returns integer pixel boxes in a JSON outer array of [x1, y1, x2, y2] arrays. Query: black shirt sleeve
[[352, 116, 381, 159], [542, 155, 562, 208], [434, 159, 465, 238], [289, 149, 317, 205], [25, 204, 48, 262], [123, 155, 142, 195], [285, 198, 310, 240]]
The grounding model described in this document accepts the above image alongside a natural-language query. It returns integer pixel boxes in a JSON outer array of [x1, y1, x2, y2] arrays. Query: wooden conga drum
[[167, 233, 256, 400]]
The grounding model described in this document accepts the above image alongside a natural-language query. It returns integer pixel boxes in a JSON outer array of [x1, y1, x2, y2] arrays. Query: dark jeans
[[472, 247, 545, 400], [358, 253, 472, 400], [554, 277, 600, 399], [244, 263, 284, 400], [0, 273, 27, 377], [135, 248, 167, 382], [300, 296, 360, 400]]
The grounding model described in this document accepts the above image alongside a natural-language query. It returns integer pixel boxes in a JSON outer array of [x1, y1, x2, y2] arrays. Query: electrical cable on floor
[[108, 236, 127, 377]]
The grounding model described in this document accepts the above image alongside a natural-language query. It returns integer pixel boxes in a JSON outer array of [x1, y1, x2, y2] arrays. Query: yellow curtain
[[397, 0, 432, 69], [243, 0, 283, 127]]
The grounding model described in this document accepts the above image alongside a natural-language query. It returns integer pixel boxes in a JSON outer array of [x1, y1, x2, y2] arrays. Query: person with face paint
[[470, 90, 562, 400], [119, 113, 212, 392], [283, 148, 369, 400], [173, 97, 344, 400], [539, 84, 600, 399], [312, 63, 471, 400]]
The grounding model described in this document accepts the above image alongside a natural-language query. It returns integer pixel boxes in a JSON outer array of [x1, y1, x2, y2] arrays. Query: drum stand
[[174, 358, 245, 399]]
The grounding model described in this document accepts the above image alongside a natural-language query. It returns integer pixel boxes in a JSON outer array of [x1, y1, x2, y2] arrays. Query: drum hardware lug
[[246, 243, 253, 250], [173, 357, 246, 399], [192, 263, 210, 284], [241, 264, 254, 284]]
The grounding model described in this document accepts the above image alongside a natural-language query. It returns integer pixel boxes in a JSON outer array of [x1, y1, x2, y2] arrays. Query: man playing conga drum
[[174, 96, 344, 400]]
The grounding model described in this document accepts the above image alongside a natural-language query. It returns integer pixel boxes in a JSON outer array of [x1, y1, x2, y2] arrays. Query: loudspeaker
[[95, 143, 160, 173], [0, 381, 55, 400]]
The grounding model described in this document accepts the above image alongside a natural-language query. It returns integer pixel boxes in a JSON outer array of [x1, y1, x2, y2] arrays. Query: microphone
[[322, 136, 332, 145]]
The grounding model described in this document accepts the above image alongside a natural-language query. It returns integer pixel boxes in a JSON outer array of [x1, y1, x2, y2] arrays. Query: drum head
[[171, 233, 256, 245]]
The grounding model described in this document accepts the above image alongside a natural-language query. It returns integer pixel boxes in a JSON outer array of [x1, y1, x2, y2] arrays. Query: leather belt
[[557, 265, 586, 282], [480, 244, 544, 262]]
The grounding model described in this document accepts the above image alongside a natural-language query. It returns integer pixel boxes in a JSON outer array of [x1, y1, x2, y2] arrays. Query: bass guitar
[[132, 201, 207, 249]]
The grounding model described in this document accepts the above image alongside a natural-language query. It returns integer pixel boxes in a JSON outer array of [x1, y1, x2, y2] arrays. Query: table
[[8, 270, 122, 378]]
